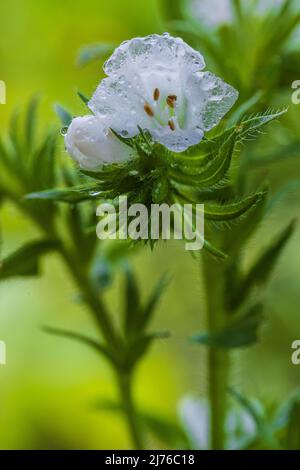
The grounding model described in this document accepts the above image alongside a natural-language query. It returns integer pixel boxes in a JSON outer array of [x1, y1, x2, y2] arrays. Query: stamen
[[144, 103, 155, 117], [168, 119, 176, 131], [153, 88, 160, 101], [166, 95, 177, 109]]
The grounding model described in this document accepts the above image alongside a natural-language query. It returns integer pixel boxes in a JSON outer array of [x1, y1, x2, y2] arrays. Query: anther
[[153, 88, 160, 101], [144, 103, 155, 117], [168, 119, 175, 131], [166, 95, 177, 108]]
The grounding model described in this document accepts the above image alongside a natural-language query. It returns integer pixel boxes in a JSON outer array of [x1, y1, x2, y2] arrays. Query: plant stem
[[59, 247, 119, 349], [202, 253, 230, 450], [62, 246, 144, 449], [117, 369, 144, 450], [22, 205, 144, 449]]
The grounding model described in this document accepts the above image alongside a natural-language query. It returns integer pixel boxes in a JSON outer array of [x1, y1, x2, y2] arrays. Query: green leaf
[[43, 326, 115, 364], [110, 128, 135, 148], [25, 184, 102, 203], [228, 91, 263, 126], [0, 239, 58, 280], [223, 189, 268, 255], [170, 131, 237, 187], [54, 104, 73, 127], [29, 132, 57, 190], [77, 90, 90, 105], [192, 303, 264, 349], [123, 265, 141, 336], [138, 273, 170, 330], [77, 43, 116, 67], [230, 220, 295, 309], [204, 192, 265, 221], [174, 196, 228, 260], [230, 388, 280, 449], [285, 398, 300, 450], [237, 109, 287, 143], [25, 95, 40, 153]]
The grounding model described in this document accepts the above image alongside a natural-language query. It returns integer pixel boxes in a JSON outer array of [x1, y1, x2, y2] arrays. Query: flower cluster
[[65, 33, 238, 170]]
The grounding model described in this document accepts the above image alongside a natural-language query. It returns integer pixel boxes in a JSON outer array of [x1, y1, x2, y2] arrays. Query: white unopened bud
[[65, 115, 133, 171]]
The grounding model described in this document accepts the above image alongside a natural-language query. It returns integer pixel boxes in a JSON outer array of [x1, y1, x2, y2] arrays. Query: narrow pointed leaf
[[25, 185, 102, 203], [123, 265, 141, 335], [54, 104, 73, 127], [192, 303, 264, 349], [138, 273, 171, 330], [230, 220, 295, 309], [43, 326, 115, 364], [204, 192, 265, 221], [0, 239, 58, 280]]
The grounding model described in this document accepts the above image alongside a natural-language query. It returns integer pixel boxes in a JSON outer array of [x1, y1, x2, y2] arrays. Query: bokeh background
[[0, 0, 300, 449]]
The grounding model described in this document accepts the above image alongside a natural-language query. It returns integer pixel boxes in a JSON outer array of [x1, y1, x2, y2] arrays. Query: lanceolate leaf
[[230, 220, 295, 310], [204, 192, 265, 221], [230, 388, 280, 449], [123, 265, 141, 336], [223, 189, 268, 255], [54, 104, 73, 127], [43, 326, 116, 364], [0, 239, 58, 280], [285, 398, 300, 450], [137, 273, 171, 330], [237, 109, 287, 143], [25, 185, 102, 203], [25, 95, 40, 153], [170, 131, 237, 187], [77, 90, 90, 105], [192, 303, 264, 349]]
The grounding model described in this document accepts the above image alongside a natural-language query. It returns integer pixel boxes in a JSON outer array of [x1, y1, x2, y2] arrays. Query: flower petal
[[186, 71, 239, 132], [103, 33, 206, 76]]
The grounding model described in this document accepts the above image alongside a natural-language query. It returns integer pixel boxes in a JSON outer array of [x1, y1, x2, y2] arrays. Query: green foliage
[[285, 398, 300, 450], [168, 0, 300, 101], [44, 265, 169, 371], [230, 388, 300, 450], [192, 303, 264, 349], [0, 98, 58, 231], [228, 220, 295, 311], [54, 104, 73, 127], [0, 239, 58, 280]]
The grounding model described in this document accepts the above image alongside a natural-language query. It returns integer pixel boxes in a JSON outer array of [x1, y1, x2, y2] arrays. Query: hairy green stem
[[117, 369, 144, 450], [60, 247, 144, 449], [23, 211, 143, 450], [59, 247, 119, 349], [202, 253, 230, 450]]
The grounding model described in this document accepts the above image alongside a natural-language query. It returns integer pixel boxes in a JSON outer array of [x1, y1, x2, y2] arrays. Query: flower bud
[[65, 115, 133, 171]]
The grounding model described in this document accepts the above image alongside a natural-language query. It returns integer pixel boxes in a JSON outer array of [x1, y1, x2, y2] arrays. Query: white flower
[[189, 0, 284, 28], [179, 397, 210, 450], [88, 33, 238, 153], [179, 396, 257, 450], [65, 115, 133, 171], [189, 0, 233, 27]]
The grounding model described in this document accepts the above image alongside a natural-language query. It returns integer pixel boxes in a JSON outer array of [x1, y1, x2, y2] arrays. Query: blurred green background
[[1, 0, 300, 449]]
